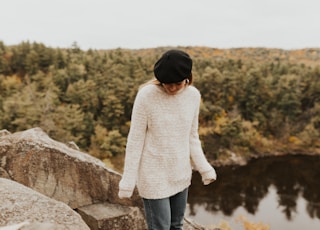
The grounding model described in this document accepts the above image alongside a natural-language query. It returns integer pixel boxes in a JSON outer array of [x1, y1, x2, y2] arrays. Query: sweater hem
[[138, 181, 191, 200]]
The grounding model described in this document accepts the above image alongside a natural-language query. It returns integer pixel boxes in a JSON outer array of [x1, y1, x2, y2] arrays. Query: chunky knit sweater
[[118, 84, 217, 199]]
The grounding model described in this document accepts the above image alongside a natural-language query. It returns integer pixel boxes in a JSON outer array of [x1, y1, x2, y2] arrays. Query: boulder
[[0, 178, 89, 229], [0, 127, 141, 209], [77, 202, 147, 230]]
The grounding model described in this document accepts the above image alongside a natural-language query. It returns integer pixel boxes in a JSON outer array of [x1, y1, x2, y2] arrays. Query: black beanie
[[153, 50, 192, 83]]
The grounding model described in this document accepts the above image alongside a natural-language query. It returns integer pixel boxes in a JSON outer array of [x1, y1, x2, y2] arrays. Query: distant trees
[[0, 41, 320, 162]]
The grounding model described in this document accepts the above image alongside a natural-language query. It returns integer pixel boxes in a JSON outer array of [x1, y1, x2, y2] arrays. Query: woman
[[118, 49, 217, 230]]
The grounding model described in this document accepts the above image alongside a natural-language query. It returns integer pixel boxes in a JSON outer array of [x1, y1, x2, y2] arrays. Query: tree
[[65, 79, 99, 113], [89, 124, 126, 159]]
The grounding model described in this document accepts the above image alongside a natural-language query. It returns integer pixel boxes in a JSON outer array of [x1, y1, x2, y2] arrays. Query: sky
[[1, 0, 320, 50]]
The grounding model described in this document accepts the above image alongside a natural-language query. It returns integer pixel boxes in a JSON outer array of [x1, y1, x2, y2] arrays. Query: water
[[186, 155, 320, 230]]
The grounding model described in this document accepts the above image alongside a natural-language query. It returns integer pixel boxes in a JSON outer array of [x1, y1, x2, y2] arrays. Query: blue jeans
[[142, 188, 188, 230]]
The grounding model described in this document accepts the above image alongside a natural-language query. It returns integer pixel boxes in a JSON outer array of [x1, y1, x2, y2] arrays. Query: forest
[[1, 41, 320, 167]]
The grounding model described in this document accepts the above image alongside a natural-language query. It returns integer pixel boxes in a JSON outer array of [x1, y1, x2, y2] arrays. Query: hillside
[[1, 41, 320, 166], [126, 46, 320, 66]]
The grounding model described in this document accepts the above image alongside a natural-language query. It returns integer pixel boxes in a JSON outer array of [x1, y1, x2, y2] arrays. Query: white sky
[[1, 0, 320, 50]]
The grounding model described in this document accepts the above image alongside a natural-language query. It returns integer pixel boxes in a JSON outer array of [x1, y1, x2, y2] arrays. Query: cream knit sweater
[[118, 84, 217, 199]]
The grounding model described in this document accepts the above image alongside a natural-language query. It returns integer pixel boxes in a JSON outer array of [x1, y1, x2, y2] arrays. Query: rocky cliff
[[0, 128, 208, 230]]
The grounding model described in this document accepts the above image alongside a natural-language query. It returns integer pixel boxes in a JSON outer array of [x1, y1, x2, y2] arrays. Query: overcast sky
[[1, 0, 320, 50]]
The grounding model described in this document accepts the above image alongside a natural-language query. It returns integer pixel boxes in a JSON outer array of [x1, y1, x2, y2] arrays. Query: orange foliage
[[237, 216, 270, 230]]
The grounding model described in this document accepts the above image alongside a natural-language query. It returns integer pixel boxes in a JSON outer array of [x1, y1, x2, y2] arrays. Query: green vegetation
[[1, 41, 320, 164]]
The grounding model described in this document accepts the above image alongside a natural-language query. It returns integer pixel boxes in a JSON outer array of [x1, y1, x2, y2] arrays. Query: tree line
[[1, 41, 320, 164]]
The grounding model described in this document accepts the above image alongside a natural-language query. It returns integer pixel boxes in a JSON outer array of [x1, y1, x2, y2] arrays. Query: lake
[[186, 155, 320, 230]]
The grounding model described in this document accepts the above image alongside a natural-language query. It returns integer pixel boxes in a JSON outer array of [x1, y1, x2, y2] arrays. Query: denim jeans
[[142, 187, 188, 230]]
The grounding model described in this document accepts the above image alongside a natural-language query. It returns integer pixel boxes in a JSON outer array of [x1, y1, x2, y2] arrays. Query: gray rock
[[0, 128, 208, 230], [0, 127, 141, 209], [77, 202, 147, 230], [0, 178, 89, 229]]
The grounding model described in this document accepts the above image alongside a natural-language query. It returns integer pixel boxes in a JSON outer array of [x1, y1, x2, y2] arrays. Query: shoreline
[[209, 150, 320, 167]]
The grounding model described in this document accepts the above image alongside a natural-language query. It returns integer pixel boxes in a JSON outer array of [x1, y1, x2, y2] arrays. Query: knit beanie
[[153, 50, 192, 83]]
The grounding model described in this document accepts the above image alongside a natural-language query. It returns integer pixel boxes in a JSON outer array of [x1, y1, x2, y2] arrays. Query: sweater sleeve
[[118, 89, 147, 198], [189, 95, 217, 185]]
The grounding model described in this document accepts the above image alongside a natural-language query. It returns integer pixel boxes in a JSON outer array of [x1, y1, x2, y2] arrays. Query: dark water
[[186, 155, 320, 230]]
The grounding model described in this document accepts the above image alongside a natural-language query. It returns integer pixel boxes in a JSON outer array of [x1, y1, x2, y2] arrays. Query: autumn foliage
[[1, 41, 320, 165]]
